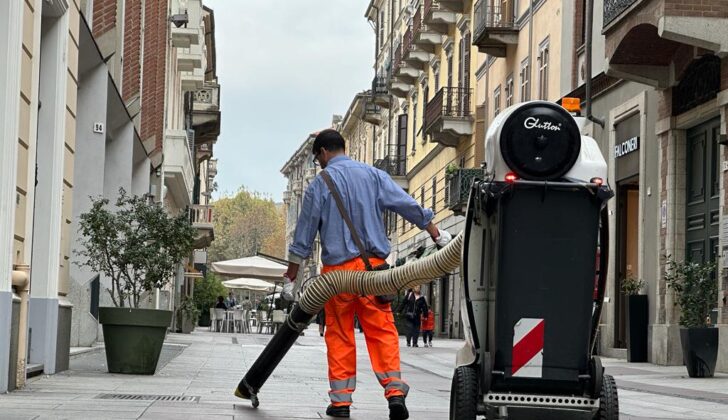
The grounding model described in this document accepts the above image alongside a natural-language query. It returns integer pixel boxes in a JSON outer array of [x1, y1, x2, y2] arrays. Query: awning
[[211, 255, 287, 280], [222, 277, 282, 292]]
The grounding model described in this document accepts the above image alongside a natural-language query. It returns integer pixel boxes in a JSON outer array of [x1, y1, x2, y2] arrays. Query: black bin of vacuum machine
[[489, 183, 601, 394]]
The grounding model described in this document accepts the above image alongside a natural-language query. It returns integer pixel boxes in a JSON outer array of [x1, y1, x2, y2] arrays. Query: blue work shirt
[[289, 155, 434, 266]]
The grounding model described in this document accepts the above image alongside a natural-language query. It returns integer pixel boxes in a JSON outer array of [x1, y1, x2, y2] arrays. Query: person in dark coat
[[398, 286, 428, 347], [215, 296, 227, 309]]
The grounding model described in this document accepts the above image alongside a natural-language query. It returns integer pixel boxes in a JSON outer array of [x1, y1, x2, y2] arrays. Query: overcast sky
[[204, 0, 374, 202]]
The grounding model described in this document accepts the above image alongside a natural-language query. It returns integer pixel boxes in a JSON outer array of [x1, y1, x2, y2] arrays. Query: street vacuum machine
[[451, 100, 616, 420], [233, 100, 616, 419]]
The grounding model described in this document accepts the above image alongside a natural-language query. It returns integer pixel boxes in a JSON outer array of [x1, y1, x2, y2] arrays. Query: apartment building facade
[[1, 0, 221, 392], [0, 0, 81, 393], [592, 0, 728, 371]]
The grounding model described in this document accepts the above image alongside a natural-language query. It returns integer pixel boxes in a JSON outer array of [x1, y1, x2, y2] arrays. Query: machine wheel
[[594, 374, 618, 420], [450, 365, 479, 420], [588, 356, 604, 398]]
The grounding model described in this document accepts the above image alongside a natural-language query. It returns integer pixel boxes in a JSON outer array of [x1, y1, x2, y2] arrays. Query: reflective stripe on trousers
[[375, 370, 410, 397], [329, 376, 356, 406]]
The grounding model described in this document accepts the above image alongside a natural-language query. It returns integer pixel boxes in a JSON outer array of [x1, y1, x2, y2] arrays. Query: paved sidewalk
[[0, 326, 727, 419]]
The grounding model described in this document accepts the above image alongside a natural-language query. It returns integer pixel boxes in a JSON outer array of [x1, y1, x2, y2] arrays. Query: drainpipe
[[11, 264, 30, 389], [585, 0, 604, 128]]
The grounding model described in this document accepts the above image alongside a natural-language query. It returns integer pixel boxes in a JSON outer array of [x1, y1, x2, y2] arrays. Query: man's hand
[[281, 276, 295, 302], [281, 262, 300, 302], [433, 228, 452, 248]]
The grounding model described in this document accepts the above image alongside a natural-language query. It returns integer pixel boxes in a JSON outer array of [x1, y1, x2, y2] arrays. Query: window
[[447, 52, 454, 88], [520, 57, 530, 102], [493, 85, 501, 117], [412, 94, 418, 150], [379, 11, 386, 51], [538, 38, 550, 100], [505, 74, 514, 107], [431, 178, 437, 212]]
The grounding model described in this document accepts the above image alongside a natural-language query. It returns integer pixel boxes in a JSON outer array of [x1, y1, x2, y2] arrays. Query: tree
[[208, 187, 286, 262], [75, 189, 196, 308]]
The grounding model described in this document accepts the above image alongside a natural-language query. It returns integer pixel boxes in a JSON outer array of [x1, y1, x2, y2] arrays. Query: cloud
[[204, 0, 374, 201]]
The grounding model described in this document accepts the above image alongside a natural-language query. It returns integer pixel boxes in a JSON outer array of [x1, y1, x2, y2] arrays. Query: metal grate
[[96, 394, 200, 403]]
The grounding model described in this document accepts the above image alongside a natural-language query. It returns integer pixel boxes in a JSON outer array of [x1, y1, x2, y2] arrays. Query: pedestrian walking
[[398, 286, 428, 348], [420, 308, 435, 347], [280, 130, 451, 419]]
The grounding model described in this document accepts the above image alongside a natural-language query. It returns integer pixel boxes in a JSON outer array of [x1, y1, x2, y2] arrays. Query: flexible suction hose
[[236, 233, 464, 404]]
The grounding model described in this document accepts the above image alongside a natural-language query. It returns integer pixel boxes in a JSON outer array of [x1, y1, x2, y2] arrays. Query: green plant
[[664, 255, 718, 328], [75, 188, 196, 308], [621, 275, 645, 296], [178, 296, 201, 321], [445, 162, 460, 176], [193, 273, 227, 311]]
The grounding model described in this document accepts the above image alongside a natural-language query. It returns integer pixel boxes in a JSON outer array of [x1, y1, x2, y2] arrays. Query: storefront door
[[685, 118, 721, 265]]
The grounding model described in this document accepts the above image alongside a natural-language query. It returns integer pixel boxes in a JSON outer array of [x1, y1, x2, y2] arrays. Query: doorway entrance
[[685, 118, 721, 265], [614, 178, 639, 348]]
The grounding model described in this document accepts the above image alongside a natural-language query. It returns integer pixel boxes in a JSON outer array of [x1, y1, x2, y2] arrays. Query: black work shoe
[[388, 396, 409, 420], [326, 404, 350, 418]]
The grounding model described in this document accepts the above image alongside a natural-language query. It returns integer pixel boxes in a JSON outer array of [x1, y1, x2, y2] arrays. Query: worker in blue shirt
[[282, 129, 451, 419]]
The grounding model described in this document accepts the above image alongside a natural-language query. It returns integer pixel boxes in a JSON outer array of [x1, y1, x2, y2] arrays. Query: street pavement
[[1, 326, 727, 419]]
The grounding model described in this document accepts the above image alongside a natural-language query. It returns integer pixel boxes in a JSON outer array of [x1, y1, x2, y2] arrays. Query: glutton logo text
[[524, 117, 561, 131]]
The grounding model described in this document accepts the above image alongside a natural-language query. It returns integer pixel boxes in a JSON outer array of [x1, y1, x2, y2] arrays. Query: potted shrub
[[622, 276, 648, 362], [76, 189, 195, 374], [193, 273, 227, 327], [665, 256, 718, 378], [177, 297, 200, 334]]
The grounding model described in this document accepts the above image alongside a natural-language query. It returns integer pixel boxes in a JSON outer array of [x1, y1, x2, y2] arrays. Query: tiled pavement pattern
[[0, 327, 727, 419]]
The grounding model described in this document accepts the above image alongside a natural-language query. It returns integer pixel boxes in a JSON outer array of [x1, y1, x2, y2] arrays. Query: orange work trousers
[[322, 256, 409, 407]]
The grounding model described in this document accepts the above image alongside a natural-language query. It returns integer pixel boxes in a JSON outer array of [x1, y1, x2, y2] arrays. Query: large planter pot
[[626, 295, 648, 362], [178, 313, 197, 334], [99, 307, 172, 375], [679, 327, 718, 378]]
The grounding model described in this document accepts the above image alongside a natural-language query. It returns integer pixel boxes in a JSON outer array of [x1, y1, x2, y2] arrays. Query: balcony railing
[[413, 5, 423, 38], [445, 168, 483, 215], [190, 205, 214, 226], [425, 87, 472, 130], [424, 0, 435, 17], [403, 25, 414, 57], [603, 0, 639, 27], [474, 2, 517, 40], [374, 153, 406, 177], [392, 44, 402, 76], [207, 158, 218, 177], [373, 74, 388, 95]]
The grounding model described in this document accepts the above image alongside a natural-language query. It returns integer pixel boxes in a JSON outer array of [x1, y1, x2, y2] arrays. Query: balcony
[[291, 179, 302, 193], [304, 167, 317, 182], [445, 168, 483, 216], [372, 75, 390, 108], [192, 82, 221, 144], [171, 26, 200, 48], [181, 72, 204, 91], [363, 101, 383, 125], [207, 158, 218, 177], [282, 190, 291, 204], [374, 153, 408, 190], [189, 205, 214, 248], [423, 0, 457, 34], [177, 51, 202, 72], [403, 25, 434, 70], [424, 87, 474, 147], [437, 0, 465, 13], [164, 130, 195, 206], [473, 1, 519, 57], [413, 6, 444, 53], [392, 43, 419, 83]]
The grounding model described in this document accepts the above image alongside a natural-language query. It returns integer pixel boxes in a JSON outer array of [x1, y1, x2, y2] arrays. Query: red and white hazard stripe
[[511, 318, 545, 378]]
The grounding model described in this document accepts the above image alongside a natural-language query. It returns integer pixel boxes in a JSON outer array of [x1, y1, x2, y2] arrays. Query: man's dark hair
[[312, 129, 345, 155]]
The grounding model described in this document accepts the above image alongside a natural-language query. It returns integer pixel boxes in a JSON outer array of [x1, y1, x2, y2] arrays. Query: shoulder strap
[[320, 170, 373, 271]]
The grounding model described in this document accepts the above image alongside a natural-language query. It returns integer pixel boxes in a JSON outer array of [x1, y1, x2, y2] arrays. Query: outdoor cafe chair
[[209, 308, 216, 332], [214, 308, 227, 332], [233, 309, 244, 333]]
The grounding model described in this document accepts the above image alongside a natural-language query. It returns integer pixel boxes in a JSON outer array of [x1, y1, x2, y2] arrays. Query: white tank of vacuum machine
[[484, 101, 607, 183]]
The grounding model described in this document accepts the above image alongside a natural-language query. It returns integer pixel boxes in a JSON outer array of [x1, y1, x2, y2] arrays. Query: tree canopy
[[208, 187, 286, 263]]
